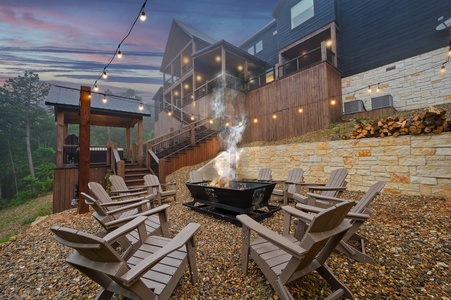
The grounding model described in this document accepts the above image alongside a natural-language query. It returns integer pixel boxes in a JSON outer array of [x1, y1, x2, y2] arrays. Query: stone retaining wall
[[235, 133, 451, 199]]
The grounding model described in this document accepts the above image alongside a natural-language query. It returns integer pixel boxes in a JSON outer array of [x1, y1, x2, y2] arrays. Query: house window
[[248, 46, 254, 55], [291, 0, 314, 29], [255, 40, 263, 53], [273, 30, 277, 35]]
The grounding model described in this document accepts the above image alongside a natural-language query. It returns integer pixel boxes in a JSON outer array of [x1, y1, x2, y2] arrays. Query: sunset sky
[[0, 0, 276, 102]]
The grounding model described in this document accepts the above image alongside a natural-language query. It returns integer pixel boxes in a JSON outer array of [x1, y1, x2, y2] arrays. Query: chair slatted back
[[257, 168, 272, 181], [322, 168, 349, 197], [109, 175, 129, 192], [353, 181, 386, 214], [286, 168, 304, 194], [143, 174, 162, 194]]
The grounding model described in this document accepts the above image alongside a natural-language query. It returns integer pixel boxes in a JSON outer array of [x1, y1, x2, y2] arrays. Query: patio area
[[0, 162, 449, 299]]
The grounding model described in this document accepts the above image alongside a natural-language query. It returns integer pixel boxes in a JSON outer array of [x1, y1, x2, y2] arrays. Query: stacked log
[[344, 106, 449, 139]]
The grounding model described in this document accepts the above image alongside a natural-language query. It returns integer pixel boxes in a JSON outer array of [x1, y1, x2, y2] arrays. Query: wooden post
[[321, 41, 327, 62], [126, 127, 131, 161], [56, 111, 65, 167], [137, 119, 143, 165], [78, 86, 91, 214]]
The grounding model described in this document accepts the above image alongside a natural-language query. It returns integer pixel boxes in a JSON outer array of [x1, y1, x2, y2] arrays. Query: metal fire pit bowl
[[183, 181, 280, 226]]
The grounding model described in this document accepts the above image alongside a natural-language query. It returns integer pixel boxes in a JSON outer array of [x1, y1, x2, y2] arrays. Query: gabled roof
[[160, 19, 217, 72], [45, 86, 151, 117]]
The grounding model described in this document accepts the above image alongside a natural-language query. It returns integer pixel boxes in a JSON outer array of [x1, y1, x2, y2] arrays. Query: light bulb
[[272, 114, 277, 119], [190, 115, 195, 121], [209, 119, 214, 124], [168, 111, 172, 116], [376, 84, 380, 93], [102, 71, 107, 79], [225, 122, 230, 127], [326, 40, 333, 47], [140, 11, 146, 21], [330, 99, 337, 105], [94, 85, 99, 91], [367, 85, 371, 93], [117, 50, 122, 59], [102, 95, 107, 103], [253, 118, 258, 123], [441, 64, 446, 73], [298, 107, 303, 113], [139, 103, 144, 111]]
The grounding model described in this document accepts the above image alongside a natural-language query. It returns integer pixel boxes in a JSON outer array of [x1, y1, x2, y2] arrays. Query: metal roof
[[45, 86, 151, 117]]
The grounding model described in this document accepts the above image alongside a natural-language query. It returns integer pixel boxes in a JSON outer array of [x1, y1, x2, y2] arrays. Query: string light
[[272, 114, 277, 119], [225, 122, 230, 127], [298, 106, 303, 113], [168, 111, 172, 116], [102, 95, 107, 103], [140, 11, 146, 21], [190, 115, 195, 121], [376, 83, 380, 93], [253, 118, 258, 123], [139, 103, 144, 111], [330, 98, 337, 105], [93, 0, 147, 90], [367, 85, 371, 93], [209, 119, 214, 124], [94, 85, 99, 92], [441, 64, 446, 73]]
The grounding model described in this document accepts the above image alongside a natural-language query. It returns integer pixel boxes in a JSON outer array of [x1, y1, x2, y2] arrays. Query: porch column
[[78, 86, 91, 214], [137, 119, 143, 165], [126, 127, 131, 161], [56, 111, 65, 167], [221, 47, 226, 74], [331, 24, 338, 67]]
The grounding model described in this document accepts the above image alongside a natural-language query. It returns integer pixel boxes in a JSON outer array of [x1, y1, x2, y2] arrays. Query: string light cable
[[93, 0, 148, 90]]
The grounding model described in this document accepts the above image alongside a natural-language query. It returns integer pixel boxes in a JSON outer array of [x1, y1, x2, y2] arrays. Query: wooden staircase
[[123, 163, 152, 187]]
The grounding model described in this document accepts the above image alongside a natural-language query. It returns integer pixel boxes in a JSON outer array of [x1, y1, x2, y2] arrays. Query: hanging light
[[117, 50, 123, 59], [190, 115, 195, 121], [102, 71, 108, 79], [441, 64, 446, 73], [298, 106, 303, 113], [140, 11, 146, 21], [376, 83, 380, 93], [102, 95, 107, 103], [94, 84, 99, 92], [367, 85, 371, 93], [139, 103, 144, 111], [253, 117, 258, 123], [330, 98, 337, 105]]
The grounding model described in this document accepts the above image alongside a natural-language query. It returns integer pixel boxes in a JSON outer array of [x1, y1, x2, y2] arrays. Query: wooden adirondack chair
[[242, 167, 272, 182], [51, 215, 200, 300], [108, 174, 150, 198], [188, 171, 204, 183], [238, 201, 355, 300], [272, 168, 304, 205], [292, 168, 348, 205], [294, 181, 386, 265], [85, 182, 170, 242], [143, 174, 177, 206]]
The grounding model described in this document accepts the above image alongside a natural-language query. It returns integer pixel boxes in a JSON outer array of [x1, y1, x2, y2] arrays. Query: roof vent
[[344, 100, 366, 114], [371, 95, 393, 109]]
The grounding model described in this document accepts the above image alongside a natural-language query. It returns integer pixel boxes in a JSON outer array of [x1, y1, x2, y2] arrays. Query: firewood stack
[[344, 106, 450, 139]]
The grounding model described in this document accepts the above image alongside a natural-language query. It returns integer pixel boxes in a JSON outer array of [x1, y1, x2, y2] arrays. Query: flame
[[208, 179, 230, 188]]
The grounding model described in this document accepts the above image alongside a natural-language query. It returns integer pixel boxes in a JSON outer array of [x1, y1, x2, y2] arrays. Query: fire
[[208, 179, 230, 188]]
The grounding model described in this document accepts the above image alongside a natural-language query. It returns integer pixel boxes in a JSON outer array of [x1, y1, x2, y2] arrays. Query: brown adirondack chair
[[242, 167, 272, 182], [108, 174, 150, 198], [272, 168, 304, 205], [292, 168, 348, 205], [143, 174, 177, 205], [188, 171, 204, 183], [294, 181, 386, 265], [51, 215, 200, 300], [85, 182, 170, 242], [238, 201, 355, 300]]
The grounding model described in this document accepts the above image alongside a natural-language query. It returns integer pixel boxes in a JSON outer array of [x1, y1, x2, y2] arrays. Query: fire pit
[[184, 180, 279, 226]]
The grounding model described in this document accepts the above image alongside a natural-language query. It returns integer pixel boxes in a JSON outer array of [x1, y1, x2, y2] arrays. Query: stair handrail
[[107, 140, 125, 178]]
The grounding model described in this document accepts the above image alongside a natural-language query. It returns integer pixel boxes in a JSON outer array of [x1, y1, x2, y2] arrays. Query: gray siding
[[275, 0, 336, 51], [240, 21, 278, 66], [337, 0, 451, 77]]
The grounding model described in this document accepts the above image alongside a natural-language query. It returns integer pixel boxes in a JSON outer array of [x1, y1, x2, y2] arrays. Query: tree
[[0, 71, 50, 192]]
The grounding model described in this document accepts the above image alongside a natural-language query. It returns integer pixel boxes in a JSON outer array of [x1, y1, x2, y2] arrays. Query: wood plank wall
[[243, 62, 342, 142], [159, 137, 220, 181], [52, 166, 109, 213]]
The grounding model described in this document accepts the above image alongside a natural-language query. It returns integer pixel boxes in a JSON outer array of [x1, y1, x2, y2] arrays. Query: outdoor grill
[[184, 180, 279, 226]]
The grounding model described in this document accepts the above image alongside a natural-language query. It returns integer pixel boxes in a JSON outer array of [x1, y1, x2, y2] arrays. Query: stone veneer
[[342, 47, 451, 111], [234, 133, 451, 199]]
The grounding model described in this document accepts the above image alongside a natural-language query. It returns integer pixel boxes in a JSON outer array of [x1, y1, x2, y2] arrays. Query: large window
[[255, 40, 263, 53], [291, 0, 314, 29]]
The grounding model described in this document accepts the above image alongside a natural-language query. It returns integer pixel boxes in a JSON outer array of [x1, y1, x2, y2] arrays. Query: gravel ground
[[0, 163, 450, 299]]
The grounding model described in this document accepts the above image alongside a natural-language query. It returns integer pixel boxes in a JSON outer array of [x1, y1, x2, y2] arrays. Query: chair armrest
[[296, 182, 326, 186], [306, 192, 350, 203], [307, 186, 347, 192], [104, 204, 170, 232], [110, 190, 148, 198], [346, 211, 370, 222], [236, 214, 306, 259], [282, 206, 315, 223], [103, 215, 148, 242], [103, 200, 150, 216], [295, 203, 324, 214], [103, 194, 154, 206], [121, 222, 200, 286]]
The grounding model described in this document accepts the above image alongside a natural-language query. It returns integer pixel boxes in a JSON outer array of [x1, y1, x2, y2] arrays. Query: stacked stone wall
[[235, 133, 451, 199]]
